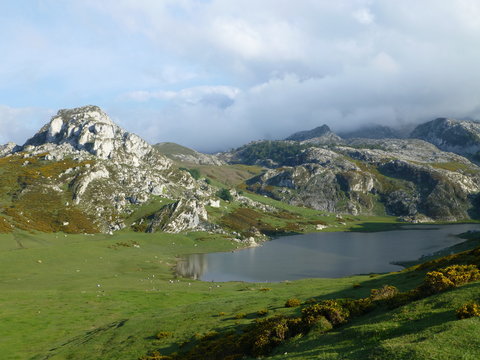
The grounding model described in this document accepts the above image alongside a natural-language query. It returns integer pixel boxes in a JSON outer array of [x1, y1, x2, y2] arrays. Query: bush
[[285, 298, 302, 308], [387, 289, 422, 309], [370, 285, 399, 302], [179, 167, 201, 180], [257, 309, 269, 316], [340, 298, 374, 317], [302, 300, 350, 326], [422, 265, 480, 294], [234, 313, 246, 319], [155, 331, 172, 339], [217, 188, 233, 202], [242, 316, 303, 357], [310, 316, 333, 334], [456, 302, 480, 319]]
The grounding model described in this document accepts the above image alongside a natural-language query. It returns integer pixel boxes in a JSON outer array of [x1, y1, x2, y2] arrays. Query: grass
[[1, 228, 480, 359], [0, 229, 396, 360]]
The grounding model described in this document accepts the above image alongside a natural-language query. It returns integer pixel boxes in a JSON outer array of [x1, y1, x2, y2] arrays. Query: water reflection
[[176, 224, 479, 282], [176, 254, 208, 280]]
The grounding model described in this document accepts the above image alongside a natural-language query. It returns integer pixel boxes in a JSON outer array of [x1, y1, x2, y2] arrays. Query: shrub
[[242, 316, 303, 357], [217, 188, 233, 201], [387, 289, 422, 309], [285, 298, 302, 308], [179, 167, 201, 180], [155, 331, 172, 339], [456, 302, 480, 319], [257, 309, 269, 316], [370, 285, 399, 302], [310, 316, 333, 334], [234, 313, 246, 319], [340, 298, 374, 317], [302, 300, 350, 326], [141, 351, 173, 360], [422, 265, 480, 294], [201, 331, 219, 340]]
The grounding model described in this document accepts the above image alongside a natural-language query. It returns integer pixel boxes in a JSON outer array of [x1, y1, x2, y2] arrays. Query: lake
[[176, 224, 480, 282]]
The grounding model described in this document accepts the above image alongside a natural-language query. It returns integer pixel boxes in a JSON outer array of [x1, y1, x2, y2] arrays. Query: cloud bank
[[2, 0, 480, 151]]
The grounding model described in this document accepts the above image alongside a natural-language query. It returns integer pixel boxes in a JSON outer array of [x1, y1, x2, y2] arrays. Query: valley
[[1, 106, 480, 359]]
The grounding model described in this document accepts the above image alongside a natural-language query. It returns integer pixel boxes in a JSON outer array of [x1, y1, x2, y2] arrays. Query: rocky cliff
[[285, 124, 343, 144], [410, 118, 480, 157], [235, 137, 480, 221], [0, 106, 217, 233]]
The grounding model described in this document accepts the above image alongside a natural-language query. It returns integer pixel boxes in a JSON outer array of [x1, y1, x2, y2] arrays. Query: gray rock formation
[[6, 105, 217, 233], [155, 142, 224, 165], [285, 124, 343, 144], [0, 142, 18, 157], [240, 138, 480, 221], [410, 118, 480, 157], [147, 199, 209, 233]]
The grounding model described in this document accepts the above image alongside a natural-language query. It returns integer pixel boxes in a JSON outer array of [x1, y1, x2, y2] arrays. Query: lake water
[[176, 224, 480, 282]]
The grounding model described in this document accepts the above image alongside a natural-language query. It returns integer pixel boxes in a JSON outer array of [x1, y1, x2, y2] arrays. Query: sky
[[1, 0, 480, 152]]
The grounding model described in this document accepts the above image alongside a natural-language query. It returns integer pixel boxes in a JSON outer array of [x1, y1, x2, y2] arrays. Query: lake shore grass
[[1, 222, 480, 359]]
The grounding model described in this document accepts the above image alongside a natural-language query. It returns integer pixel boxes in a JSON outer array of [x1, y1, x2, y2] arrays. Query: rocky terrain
[[222, 122, 480, 222], [285, 124, 343, 144], [0, 106, 250, 235], [155, 142, 224, 165], [410, 117, 480, 157], [2, 107, 480, 235]]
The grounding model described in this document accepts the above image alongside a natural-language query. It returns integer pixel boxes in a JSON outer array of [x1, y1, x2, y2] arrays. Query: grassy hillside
[[1, 228, 480, 360], [0, 230, 390, 360]]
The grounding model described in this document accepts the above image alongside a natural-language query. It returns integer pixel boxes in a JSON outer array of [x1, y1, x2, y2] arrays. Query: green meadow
[[1, 225, 480, 360]]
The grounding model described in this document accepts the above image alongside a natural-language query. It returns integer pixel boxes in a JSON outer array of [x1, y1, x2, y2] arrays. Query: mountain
[[338, 124, 404, 139], [410, 117, 480, 157], [285, 124, 343, 144], [0, 106, 222, 234], [154, 142, 224, 165], [2, 106, 480, 233], [223, 137, 480, 221]]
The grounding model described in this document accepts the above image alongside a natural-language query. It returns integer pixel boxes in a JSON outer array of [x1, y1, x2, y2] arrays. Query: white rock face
[[10, 105, 214, 233], [72, 166, 110, 204], [208, 199, 221, 208], [0, 142, 18, 157], [23, 105, 157, 164], [148, 199, 209, 233]]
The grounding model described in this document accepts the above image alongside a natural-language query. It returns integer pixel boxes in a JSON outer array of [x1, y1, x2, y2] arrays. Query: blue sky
[[2, 0, 480, 151]]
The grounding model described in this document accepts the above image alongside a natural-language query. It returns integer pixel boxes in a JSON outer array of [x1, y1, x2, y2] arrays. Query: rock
[[410, 117, 480, 157], [208, 199, 221, 208], [0, 142, 19, 157], [238, 137, 480, 221], [147, 199, 209, 233], [285, 124, 343, 144]]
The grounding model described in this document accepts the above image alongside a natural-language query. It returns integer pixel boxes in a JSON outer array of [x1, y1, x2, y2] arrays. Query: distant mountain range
[[2, 106, 480, 235]]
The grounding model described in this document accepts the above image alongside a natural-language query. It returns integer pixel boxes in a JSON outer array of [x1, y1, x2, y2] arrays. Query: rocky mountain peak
[[410, 117, 480, 156], [22, 105, 153, 163], [285, 124, 333, 141]]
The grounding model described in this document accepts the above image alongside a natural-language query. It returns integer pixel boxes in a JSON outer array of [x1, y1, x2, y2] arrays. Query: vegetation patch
[[146, 257, 480, 360], [456, 302, 480, 319]]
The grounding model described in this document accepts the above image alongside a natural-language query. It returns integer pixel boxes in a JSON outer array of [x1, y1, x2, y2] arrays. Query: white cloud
[[123, 85, 240, 107], [353, 8, 375, 25], [3, 1, 480, 151]]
